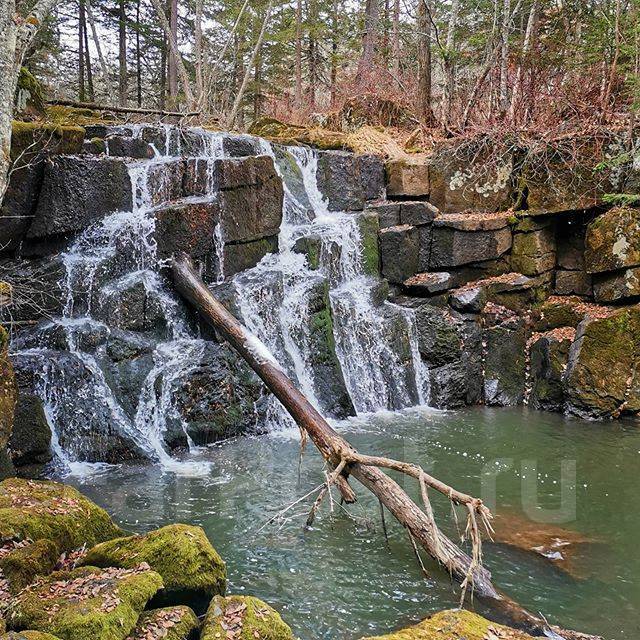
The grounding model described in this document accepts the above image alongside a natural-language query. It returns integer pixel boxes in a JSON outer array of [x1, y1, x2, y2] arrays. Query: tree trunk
[[416, 0, 434, 125], [118, 0, 128, 106], [167, 0, 178, 103], [136, 0, 142, 107], [356, 0, 379, 81], [330, 0, 339, 107], [295, 0, 303, 108], [499, 0, 510, 115], [149, 0, 196, 108], [227, 0, 273, 128], [307, 0, 318, 110], [441, 0, 460, 129], [79, 0, 86, 102], [159, 30, 167, 109], [83, 2, 95, 101], [0, 0, 58, 205], [391, 0, 399, 75], [508, 0, 538, 123], [253, 50, 262, 120], [169, 253, 600, 640], [194, 0, 204, 106], [86, 0, 114, 97]]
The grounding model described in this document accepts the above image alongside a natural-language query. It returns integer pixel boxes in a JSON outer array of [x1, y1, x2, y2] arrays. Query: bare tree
[[391, 0, 400, 75], [118, 0, 128, 106], [295, 0, 303, 107], [499, 0, 511, 114], [86, 0, 114, 97], [441, 0, 460, 129], [356, 0, 380, 81], [509, 0, 539, 122], [168, 0, 178, 104], [0, 0, 59, 204], [416, 0, 434, 125]]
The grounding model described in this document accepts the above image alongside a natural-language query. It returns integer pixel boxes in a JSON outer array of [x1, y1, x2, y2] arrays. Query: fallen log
[[46, 99, 202, 119], [171, 252, 600, 640]]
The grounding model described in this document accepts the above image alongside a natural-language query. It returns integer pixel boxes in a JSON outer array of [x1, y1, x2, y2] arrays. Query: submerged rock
[[6, 564, 163, 640], [360, 608, 535, 639], [0, 478, 123, 552], [82, 524, 226, 610], [201, 595, 293, 640], [125, 606, 199, 640]]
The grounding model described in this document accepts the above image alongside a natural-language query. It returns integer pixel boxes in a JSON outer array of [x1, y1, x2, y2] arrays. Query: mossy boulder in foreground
[[6, 564, 163, 640], [1, 632, 63, 640], [201, 595, 293, 640], [125, 606, 199, 640], [0, 539, 59, 593], [0, 479, 123, 552], [83, 524, 226, 608], [360, 609, 535, 639]]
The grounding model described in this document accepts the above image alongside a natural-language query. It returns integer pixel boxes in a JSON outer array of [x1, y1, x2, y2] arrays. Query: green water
[[63, 407, 640, 640]]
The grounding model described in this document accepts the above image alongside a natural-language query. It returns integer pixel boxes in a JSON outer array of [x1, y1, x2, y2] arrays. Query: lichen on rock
[[201, 595, 293, 640]]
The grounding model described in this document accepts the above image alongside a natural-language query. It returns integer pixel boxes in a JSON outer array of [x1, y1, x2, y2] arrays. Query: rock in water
[[201, 595, 293, 640], [125, 606, 199, 640], [5, 565, 163, 640], [82, 524, 226, 612], [359, 608, 536, 639], [0, 479, 123, 552]]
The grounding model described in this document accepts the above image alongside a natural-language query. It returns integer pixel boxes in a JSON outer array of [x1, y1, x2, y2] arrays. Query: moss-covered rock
[[201, 595, 293, 640], [249, 117, 348, 150], [564, 305, 640, 418], [82, 524, 226, 606], [0, 539, 59, 593], [1, 632, 63, 640], [7, 565, 163, 640], [0, 479, 123, 552], [356, 211, 380, 276], [510, 228, 556, 276], [359, 609, 535, 639], [585, 206, 640, 273], [0, 325, 17, 480], [14, 69, 45, 119], [125, 606, 198, 640]]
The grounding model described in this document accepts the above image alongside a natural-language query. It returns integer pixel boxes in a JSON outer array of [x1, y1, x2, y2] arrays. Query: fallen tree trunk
[[171, 252, 599, 640], [46, 99, 202, 119]]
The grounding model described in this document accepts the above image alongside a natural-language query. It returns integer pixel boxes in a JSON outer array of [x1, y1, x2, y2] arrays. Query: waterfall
[[13, 125, 429, 473]]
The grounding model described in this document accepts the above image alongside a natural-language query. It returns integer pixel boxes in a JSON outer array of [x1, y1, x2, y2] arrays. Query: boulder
[[529, 328, 575, 412], [0, 539, 59, 593], [428, 146, 515, 213], [7, 388, 51, 469], [126, 607, 199, 640], [585, 206, 640, 273], [564, 305, 640, 418], [83, 524, 226, 609], [360, 608, 535, 639], [27, 157, 133, 239], [379, 225, 419, 284], [270, 146, 313, 221], [6, 565, 163, 640], [105, 136, 154, 159], [554, 270, 592, 297], [510, 228, 556, 276], [168, 342, 265, 447], [532, 296, 612, 332], [385, 159, 429, 198], [482, 306, 527, 406], [0, 122, 84, 251], [593, 268, 640, 303], [403, 272, 453, 296], [0, 326, 17, 479], [399, 201, 438, 226], [0, 478, 123, 552], [365, 202, 400, 229], [223, 237, 279, 277], [430, 226, 512, 268], [201, 595, 293, 640], [223, 134, 260, 158], [316, 151, 385, 210]]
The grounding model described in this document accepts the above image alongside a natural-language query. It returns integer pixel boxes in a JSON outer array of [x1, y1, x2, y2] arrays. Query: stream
[[62, 406, 639, 640]]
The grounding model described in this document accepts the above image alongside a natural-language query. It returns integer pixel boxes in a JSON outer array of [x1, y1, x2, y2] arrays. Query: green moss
[[0, 539, 59, 593], [10, 121, 84, 160], [0, 324, 17, 456], [127, 607, 198, 640], [357, 212, 380, 276], [44, 106, 112, 127], [249, 117, 349, 151], [15, 68, 45, 116], [1, 632, 63, 640], [82, 524, 226, 598], [6, 566, 163, 640], [0, 479, 123, 552], [360, 609, 535, 639], [201, 595, 293, 640], [602, 193, 640, 207]]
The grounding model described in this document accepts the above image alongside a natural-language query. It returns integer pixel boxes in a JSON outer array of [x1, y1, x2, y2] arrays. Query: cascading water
[[12, 125, 430, 473]]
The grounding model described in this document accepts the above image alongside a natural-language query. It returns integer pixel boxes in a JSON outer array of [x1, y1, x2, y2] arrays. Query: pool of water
[[61, 407, 640, 640]]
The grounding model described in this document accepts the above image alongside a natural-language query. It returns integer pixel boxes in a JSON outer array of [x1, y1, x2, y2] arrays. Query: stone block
[[386, 159, 429, 198], [379, 224, 420, 284], [510, 227, 556, 276], [585, 206, 640, 273], [593, 268, 640, 303], [430, 226, 512, 268], [554, 269, 592, 296]]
